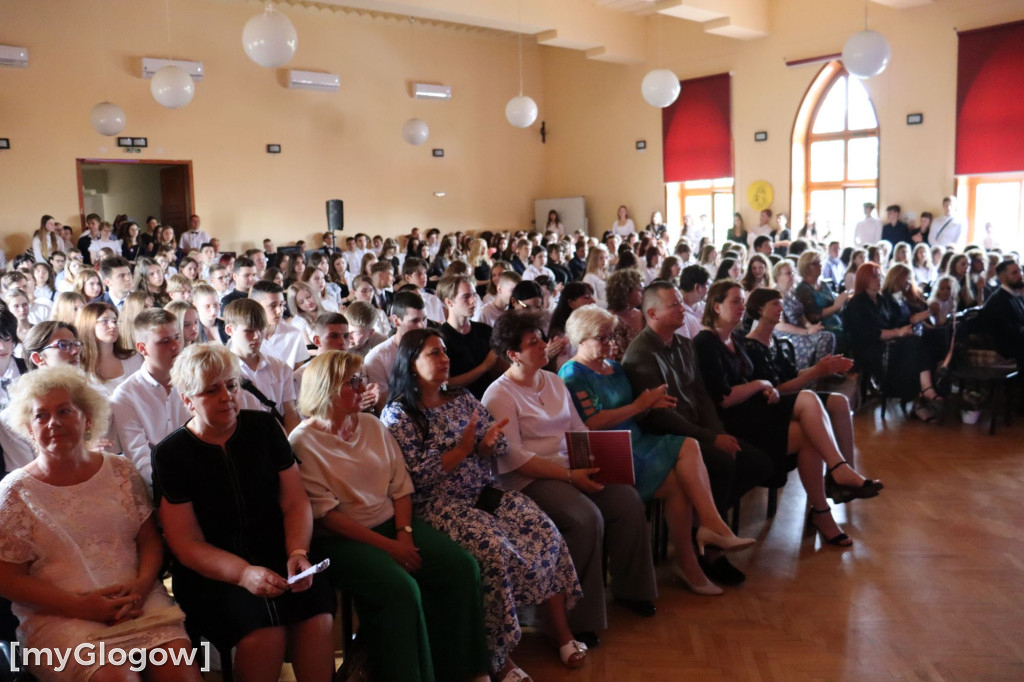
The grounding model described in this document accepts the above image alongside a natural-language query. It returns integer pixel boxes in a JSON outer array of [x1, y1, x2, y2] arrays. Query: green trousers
[[315, 517, 490, 682]]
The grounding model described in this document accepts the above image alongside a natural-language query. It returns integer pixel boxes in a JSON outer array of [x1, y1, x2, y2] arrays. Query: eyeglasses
[[40, 340, 83, 353], [348, 374, 368, 392]]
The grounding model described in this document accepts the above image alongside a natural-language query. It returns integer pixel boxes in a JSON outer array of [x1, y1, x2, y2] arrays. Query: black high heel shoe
[[809, 507, 853, 547], [825, 460, 883, 504]]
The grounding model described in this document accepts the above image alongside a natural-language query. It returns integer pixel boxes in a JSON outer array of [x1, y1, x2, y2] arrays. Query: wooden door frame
[[75, 158, 195, 229]]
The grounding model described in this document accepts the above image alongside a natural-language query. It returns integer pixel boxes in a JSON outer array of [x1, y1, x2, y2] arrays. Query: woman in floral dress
[[382, 329, 584, 682]]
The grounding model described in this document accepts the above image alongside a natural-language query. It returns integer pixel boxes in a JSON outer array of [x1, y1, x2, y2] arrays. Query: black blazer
[[980, 288, 1024, 360]]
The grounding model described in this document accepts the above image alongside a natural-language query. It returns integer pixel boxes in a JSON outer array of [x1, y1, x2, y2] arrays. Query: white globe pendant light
[[842, 29, 891, 79], [641, 68, 681, 108], [402, 118, 430, 146], [90, 101, 126, 136], [505, 95, 538, 129], [151, 65, 195, 109], [242, 3, 298, 68]]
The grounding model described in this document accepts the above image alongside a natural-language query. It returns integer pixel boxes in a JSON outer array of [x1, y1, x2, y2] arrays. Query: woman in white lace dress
[[0, 367, 200, 682]]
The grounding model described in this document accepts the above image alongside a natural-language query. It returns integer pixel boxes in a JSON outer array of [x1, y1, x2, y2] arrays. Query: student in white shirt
[[611, 205, 636, 238], [249, 280, 310, 369], [931, 196, 964, 248], [32, 214, 66, 264], [521, 247, 556, 282], [224, 297, 300, 433], [854, 202, 884, 246], [746, 209, 774, 250], [0, 308, 27, 411], [293, 312, 361, 399], [110, 309, 190, 486], [364, 291, 427, 410], [1, 322, 81, 473], [677, 265, 709, 339], [400, 257, 446, 324], [474, 270, 520, 327], [88, 221, 122, 263], [178, 214, 212, 253]]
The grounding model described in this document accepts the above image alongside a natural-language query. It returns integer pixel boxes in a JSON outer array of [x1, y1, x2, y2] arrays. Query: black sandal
[[825, 460, 883, 504], [809, 507, 853, 547]]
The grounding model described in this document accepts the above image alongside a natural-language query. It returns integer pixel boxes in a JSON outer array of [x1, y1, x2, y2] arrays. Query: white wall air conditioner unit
[[141, 57, 204, 81], [288, 70, 340, 92], [0, 45, 29, 68], [413, 83, 452, 100]]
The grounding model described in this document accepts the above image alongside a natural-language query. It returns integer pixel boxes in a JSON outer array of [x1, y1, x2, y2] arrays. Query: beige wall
[[2, 0, 1022, 258], [0, 0, 546, 254], [541, 0, 1024, 236]]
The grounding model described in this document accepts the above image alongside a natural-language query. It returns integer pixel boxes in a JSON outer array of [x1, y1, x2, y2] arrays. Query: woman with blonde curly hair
[[0, 366, 202, 682]]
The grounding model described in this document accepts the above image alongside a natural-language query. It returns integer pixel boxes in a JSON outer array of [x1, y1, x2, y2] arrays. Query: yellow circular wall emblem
[[747, 181, 774, 212]]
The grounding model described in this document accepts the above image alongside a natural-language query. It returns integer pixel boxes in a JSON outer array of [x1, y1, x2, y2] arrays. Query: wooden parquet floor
[[510, 406, 1024, 682]]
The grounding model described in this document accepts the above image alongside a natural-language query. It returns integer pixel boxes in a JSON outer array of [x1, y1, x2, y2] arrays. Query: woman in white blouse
[[482, 310, 659, 647], [611, 205, 636, 238], [582, 245, 609, 307], [290, 351, 489, 682]]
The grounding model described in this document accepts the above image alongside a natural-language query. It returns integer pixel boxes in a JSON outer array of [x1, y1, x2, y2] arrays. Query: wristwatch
[[399, 525, 413, 534]]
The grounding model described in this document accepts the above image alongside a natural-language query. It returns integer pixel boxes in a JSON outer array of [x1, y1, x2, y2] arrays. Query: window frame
[[791, 61, 881, 245]]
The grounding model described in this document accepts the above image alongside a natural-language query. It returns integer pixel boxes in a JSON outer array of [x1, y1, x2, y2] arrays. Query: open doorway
[[76, 159, 194, 235]]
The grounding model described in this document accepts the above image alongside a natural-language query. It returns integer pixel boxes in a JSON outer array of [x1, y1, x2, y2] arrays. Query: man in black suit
[[92, 256, 133, 310], [980, 260, 1024, 369], [509, 238, 531, 275], [546, 242, 573, 285], [881, 204, 911, 246], [219, 256, 257, 311], [369, 261, 395, 316]]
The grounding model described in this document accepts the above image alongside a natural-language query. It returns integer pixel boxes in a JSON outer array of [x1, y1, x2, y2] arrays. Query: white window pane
[[975, 182, 1022, 248], [712, 177, 735, 188], [810, 140, 845, 182], [684, 180, 713, 189], [810, 190, 845, 239], [847, 137, 879, 180], [812, 77, 847, 134], [684, 195, 712, 222], [713, 193, 735, 244], [848, 77, 878, 131]]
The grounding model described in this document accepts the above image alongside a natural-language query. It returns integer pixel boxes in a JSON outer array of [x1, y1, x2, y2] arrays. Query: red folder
[[564, 431, 635, 486]]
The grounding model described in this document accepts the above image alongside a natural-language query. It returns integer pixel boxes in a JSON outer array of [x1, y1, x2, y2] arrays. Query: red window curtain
[[662, 73, 733, 183], [956, 20, 1024, 175]]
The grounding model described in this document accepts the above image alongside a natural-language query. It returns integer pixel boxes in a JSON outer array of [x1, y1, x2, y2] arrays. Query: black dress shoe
[[573, 631, 601, 648], [615, 599, 657, 618], [701, 556, 746, 586]]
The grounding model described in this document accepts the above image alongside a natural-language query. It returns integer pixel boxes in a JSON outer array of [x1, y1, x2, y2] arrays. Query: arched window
[[791, 62, 879, 245]]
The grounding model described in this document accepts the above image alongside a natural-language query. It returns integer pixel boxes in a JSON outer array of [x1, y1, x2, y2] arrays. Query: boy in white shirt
[[521, 246, 556, 282], [400, 257, 446, 324], [224, 297, 300, 434], [474, 270, 520, 327], [249, 280, 310, 369], [364, 291, 427, 409], [110, 309, 190, 486]]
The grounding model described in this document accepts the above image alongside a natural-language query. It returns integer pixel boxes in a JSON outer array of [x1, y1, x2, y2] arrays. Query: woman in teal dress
[[558, 305, 755, 595]]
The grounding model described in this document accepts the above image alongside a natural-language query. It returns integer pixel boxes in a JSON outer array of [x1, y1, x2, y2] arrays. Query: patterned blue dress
[[558, 360, 682, 502], [381, 390, 581, 672]]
